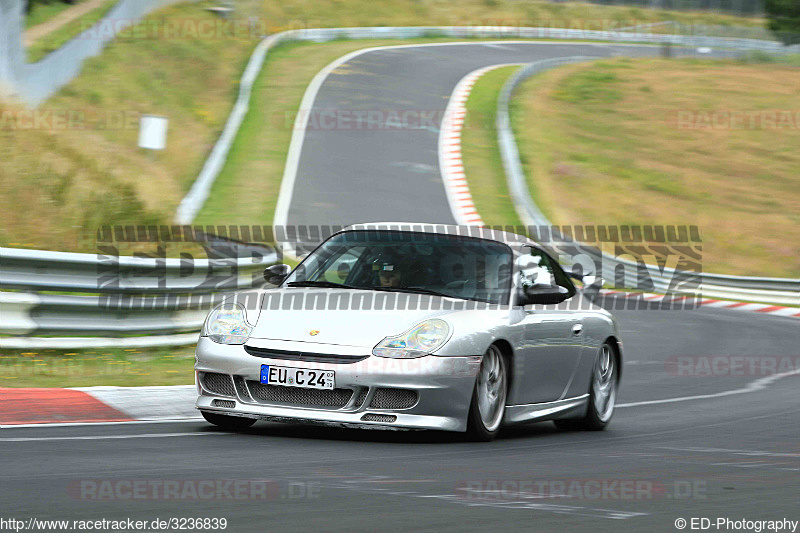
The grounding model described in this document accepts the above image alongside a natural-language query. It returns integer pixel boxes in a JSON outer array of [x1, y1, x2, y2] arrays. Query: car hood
[[249, 288, 456, 348]]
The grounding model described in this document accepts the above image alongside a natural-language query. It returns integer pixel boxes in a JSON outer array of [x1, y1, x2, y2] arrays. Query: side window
[[518, 249, 555, 288], [518, 247, 576, 298]]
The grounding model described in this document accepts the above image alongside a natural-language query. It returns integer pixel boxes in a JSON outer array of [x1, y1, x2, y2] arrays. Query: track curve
[[278, 41, 725, 228]]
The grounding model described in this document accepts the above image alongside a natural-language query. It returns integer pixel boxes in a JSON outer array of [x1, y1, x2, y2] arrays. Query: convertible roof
[[341, 222, 538, 247]]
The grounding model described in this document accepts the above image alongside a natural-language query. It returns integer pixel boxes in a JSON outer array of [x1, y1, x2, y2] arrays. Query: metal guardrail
[[496, 57, 800, 306], [0, 245, 276, 348], [0, 246, 273, 293]]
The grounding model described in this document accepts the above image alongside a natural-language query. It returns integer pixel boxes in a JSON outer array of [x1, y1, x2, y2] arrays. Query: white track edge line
[[617, 368, 800, 408]]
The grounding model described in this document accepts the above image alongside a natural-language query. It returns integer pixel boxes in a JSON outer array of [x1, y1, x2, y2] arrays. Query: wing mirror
[[519, 284, 570, 306], [264, 264, 291, 286]]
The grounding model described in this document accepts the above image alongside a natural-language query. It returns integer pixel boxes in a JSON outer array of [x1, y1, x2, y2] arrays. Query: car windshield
[[285, 230, 513, 305]]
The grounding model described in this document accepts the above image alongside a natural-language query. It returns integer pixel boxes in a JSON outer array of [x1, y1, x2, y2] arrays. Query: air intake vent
[[246, 381, 353, 408], [212, 399, 236, 408], [369, 388, 418, 410], [243, 346, 368, 364], [203, 372, 235, 397], [233, 375, 252, 401], [354, 388, 369, 408], [361, 413, 397, 423]]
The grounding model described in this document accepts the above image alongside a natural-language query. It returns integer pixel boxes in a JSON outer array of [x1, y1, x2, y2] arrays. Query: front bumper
[[194, 337, 480, 432]]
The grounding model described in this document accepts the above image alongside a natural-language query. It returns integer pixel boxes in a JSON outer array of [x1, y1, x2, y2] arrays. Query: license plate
[[260, 365, 335, 390]]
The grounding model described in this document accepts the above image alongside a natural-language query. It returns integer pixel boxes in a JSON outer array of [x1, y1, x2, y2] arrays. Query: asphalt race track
[[2, 42, 798, 532], [283, 41, 728, 227]]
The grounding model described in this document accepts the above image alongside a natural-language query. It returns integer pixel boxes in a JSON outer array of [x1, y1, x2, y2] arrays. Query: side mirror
[[264, 264, 291, 286], [519, 284, 570, 306]]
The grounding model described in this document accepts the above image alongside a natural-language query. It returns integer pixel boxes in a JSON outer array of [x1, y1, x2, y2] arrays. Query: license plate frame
[[260, 365, 335, 390]]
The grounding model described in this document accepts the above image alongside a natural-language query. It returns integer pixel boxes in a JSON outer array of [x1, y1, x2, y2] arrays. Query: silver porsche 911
[[195, 223, 621, 440]]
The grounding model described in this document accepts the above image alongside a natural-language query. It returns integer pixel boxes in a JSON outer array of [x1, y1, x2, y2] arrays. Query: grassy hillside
[[258, 0, 764, 31], [1, 1, 259, 251], [507, 58, 800, 277], [1, 0, 768, 254]]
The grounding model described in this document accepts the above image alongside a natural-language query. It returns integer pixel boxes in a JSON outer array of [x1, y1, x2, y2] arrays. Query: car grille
[[243, 346, 368, 364], [212, 399, 236, 408], [361, 413, 397, 423], [369, 388, 418, 410], [246, 381, 353, 408], [203, 372, 235, 397]]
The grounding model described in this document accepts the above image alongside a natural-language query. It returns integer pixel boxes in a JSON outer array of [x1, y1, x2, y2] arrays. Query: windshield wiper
[[287, 280, 359, 289], [288, 281, 454, 299], [372, 286, 454, 298]]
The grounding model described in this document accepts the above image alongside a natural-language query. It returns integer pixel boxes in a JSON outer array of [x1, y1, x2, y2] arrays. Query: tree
[[765, 0, 800, 45]]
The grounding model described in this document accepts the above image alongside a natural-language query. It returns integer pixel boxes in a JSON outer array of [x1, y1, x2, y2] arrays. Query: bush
[[765, 0, 800, 45]]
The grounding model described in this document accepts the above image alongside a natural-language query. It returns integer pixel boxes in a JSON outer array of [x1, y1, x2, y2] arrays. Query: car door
[[508, 246, 587, 405]]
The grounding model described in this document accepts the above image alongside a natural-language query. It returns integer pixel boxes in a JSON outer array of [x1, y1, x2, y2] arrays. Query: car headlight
[[202, 302, 253, 345], [372, 319, 451, 359]]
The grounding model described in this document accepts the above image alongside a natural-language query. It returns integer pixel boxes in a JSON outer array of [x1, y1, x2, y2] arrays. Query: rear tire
[[554, 342, 618, 431], [201, 411, 257, 430], [466, 345, 508, 441]]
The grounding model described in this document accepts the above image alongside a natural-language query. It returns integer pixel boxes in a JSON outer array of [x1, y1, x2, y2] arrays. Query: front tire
[[466, 345, 508, 441], [201, 411, 257, 430], [555, 342, 618, 431]]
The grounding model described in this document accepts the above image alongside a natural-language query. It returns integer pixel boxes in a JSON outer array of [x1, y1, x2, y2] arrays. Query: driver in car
[[375, 260, 403, 288]]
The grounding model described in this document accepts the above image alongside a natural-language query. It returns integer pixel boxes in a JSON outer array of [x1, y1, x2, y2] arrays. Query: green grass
[[459, 58, 800, 277], [509, 58, 800, 277], [460, 65, 524, 229], [26, 1, 80, 29], [737, 51, 800, 67], [0, 346, 196, 388], [27, 0, 117, 63]]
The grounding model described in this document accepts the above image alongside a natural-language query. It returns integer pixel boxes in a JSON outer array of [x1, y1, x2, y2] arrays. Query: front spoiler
[[196, 397, 463, 431]]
